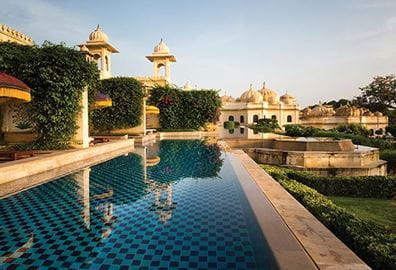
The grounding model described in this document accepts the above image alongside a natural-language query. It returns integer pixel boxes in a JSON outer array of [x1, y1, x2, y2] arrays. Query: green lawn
[[329, 196, 396, 231]]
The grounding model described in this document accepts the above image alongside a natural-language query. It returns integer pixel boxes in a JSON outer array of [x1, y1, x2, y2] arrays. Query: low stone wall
[[245, 147, 387, 176], [0, 139, 135, 198], [158, 131, 218, 140]]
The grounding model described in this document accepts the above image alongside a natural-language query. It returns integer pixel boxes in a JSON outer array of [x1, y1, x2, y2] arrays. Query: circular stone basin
[[272, 137, 355, 152]]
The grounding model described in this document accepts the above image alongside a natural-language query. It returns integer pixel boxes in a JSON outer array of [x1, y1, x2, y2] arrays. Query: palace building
[[219, 83, 300, 138]]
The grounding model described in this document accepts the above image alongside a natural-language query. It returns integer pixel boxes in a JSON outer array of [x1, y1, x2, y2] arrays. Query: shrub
[[223, 121, 239, 130], [286, 170, 396, 199], [148, 86, 222, 130], [336, 123, 370, 136], [90, 77, 144, 132], [262, 165, 396, 269], [0, 42, 99, 148], [284, 124, 319, 137], [249, 118, 280, 133], [386, 125, 396, 136], [315, 130, 395, 150]]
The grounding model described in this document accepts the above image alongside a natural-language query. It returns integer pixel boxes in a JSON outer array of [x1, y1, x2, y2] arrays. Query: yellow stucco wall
[[0, 24, 33, 45]]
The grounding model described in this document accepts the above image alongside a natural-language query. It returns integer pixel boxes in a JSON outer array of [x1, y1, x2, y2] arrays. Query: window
[[229, 129, 234, 134], [253, 129, 258, 134], [228, 115, 234, 121], [240, 128, 245, 134], [253, 115, 259, 123], [240, 115, 244, 123], [287, 115, 292, 123], [271, 115, 277, 120]]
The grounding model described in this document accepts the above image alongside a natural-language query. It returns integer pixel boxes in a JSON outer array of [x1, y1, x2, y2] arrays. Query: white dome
[[258, 82, 278, 104], [239, 84, 263, 103], [154, 39, 170, 54], [280, 92, 296, 105], [89, 25, 108, 42], [221, 95, 235, 103]]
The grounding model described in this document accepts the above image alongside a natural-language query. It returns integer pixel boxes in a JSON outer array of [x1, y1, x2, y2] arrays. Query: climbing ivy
[[148, 85, 221, 129], [0, 42, 99, 149], [90, 77, 144, 132]]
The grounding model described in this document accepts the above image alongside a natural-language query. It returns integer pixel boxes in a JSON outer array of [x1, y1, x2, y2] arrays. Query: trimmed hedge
[[284, 124, 395, 150], [262, 165, 396, 270], [286, 170, 396, 199], [148, 86, 221, 130], [90, 77, 144, 132], [223, 121, 240, 130]]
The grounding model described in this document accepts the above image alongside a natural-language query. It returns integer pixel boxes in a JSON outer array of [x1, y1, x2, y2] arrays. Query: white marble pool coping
[[0, 139, 135, 198], [228, 148, 370, 270]]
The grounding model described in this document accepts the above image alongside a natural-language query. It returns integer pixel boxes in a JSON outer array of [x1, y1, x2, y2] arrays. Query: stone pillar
[[72, 88, 90, 148], [165, 60, 171, 81], [142, 99, 147, 134], [1, 104, 10, 132]]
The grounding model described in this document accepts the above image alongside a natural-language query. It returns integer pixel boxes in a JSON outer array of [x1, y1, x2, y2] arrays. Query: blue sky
[[1, 0, 395, 106]]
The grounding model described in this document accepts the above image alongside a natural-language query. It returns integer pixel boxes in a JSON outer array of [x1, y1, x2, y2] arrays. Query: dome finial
[[96, 24, 100, 30], [249, 83, 253, 90], [263, 81, 266, 88]]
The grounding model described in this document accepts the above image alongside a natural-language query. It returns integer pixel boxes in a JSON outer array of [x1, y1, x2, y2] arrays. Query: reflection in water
[[0, 140, 278, 270]]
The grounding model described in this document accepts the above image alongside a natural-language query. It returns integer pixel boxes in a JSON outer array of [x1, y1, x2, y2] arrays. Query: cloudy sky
[[1, 0, 395, 106]]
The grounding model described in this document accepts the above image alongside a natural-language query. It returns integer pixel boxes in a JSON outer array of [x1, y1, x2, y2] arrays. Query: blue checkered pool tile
[[1, 140, 276, 269]]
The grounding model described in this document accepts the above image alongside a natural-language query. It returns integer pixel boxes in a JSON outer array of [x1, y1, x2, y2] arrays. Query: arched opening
[[105, 56, 109, 71], [228, 129, 234, 134], [271, 115, 277, 120], [228, 115, 234, 121], [93, 54, 101, 70], [240, 115, 244, 123], [240, 128, 245, 134], [253, 115, 259, 123], [157, 63, 166, 77], [253, 129, 258, 134], [287, 115, 292, 123]]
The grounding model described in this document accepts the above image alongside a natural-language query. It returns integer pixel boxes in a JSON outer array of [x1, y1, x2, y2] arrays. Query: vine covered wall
[[148, 86, 221, 129], [0, 42, 99, 149], [90, 77, 144, 132]]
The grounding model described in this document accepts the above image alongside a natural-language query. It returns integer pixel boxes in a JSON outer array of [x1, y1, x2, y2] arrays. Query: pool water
[[1, 140, 276, 269]]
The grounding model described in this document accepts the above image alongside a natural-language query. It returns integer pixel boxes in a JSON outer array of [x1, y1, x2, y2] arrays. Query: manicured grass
[[329, 196, 396, 231]]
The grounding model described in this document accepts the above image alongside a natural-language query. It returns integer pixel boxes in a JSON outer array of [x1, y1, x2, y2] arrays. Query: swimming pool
[[0, 140, 276, 269]]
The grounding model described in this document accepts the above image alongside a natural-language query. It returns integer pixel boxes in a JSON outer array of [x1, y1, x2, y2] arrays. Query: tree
[[249, 118, 280, 133], [355, 75, 396, 113]]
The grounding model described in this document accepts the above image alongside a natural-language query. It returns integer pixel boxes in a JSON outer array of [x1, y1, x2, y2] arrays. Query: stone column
[[72, 88, 90, 148]]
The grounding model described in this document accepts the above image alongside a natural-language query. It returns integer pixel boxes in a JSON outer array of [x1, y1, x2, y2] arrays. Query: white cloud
[[0, 0, 90, 45]]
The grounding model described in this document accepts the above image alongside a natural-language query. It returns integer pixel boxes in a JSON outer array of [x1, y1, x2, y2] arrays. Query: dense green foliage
[[0, 42, 99, 148], [355, 74, 396, 114], [148, 86, 221, 130], [284, 124, 395, 150], [386, 125, 396, 136], [90, 77, 144, 132], [329, 196, 396, 232], [262, 165, 396, 269], [380, 149, 396, 163], [335, 123, 370, 136], [223, 121, 240, 130], [249, 118, 279, 133], [285, 170, 396, 199], [323, 98, 351, 108], [284, 124, 319, 137]]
